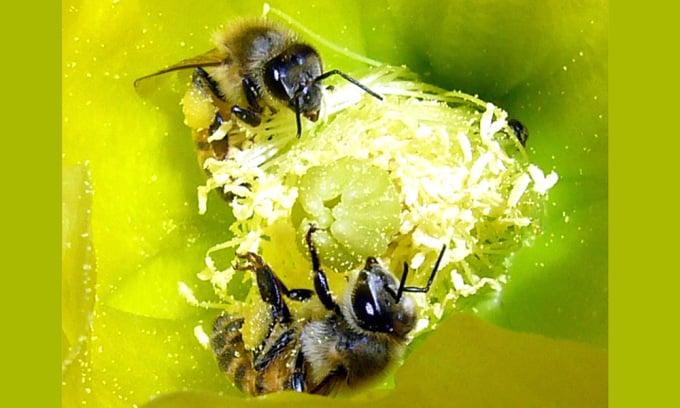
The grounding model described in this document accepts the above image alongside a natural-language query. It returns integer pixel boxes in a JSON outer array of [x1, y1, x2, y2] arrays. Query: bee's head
[[348, 258, 418, 339], [263, 44, 324, 128], [507, 118, 529, 147], [264, 43, 382, 137]]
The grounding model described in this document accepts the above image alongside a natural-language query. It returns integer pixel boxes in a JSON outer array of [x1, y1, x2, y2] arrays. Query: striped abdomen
[[211, 314, 304, 395]]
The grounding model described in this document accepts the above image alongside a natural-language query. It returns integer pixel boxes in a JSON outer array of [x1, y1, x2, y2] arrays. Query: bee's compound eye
[[352, 281, 391, 333]]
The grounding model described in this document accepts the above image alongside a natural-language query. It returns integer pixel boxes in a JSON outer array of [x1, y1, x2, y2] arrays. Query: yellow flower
[[188, 63, 557, 343], [63, 1, 606, 406]]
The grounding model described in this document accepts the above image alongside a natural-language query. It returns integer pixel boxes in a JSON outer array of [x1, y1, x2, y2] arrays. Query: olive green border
[[4, 2, 61, 405], [610, 3, 676, 405], [607, 4, 616, 405]]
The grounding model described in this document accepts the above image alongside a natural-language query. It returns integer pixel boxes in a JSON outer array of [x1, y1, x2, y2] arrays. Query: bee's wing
[[133, 48, 226, 87]]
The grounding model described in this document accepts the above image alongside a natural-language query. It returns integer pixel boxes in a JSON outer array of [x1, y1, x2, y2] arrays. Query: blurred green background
[[62, 0, 607, 406]]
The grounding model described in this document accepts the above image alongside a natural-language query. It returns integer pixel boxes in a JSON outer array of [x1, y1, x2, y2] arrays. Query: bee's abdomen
[[211, 314, 258, 395]]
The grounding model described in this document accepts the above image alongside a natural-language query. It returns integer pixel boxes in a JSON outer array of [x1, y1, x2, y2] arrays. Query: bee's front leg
[[235, 253, 314, 325], [235, 253, 293, 324], [231, 105, 262, 127], [231, 76, 264, 127], [305, 225, 341, 314]]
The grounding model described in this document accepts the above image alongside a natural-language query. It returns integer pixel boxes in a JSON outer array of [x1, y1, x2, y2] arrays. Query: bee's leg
[[208, 112, 225, 135], [231, 105, 262, 127], [235, 253, 313, 324], [242, 77, 261, 112], [290, 349, 307, 392], [230, 76, 264, 127], [205, 113, 230, 162], [193, 67, 226, 101], [304, 225, 341, 313], [249, 328, 304, 394], [253, 327, 296, 371], [236, 254, 292, 324], [286, 288, 314, 301], [192, 68, 231, 165], [211, 314, 258, 395]]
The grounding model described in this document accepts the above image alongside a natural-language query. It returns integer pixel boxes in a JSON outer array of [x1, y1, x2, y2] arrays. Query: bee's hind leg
[[290, 349, 307, 392], [191, 67, 231, 164]]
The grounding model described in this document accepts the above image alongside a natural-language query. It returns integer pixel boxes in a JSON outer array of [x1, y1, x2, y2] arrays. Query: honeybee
[[507, 118, 529, 147], [135, 18, 382, 171], [211, 225, 446, 396]]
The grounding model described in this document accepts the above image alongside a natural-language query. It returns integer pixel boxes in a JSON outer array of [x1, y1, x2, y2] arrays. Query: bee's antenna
[[314, 70, 383, 101], [293, 98, 303, 138], [395, 245, 446, 303]]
